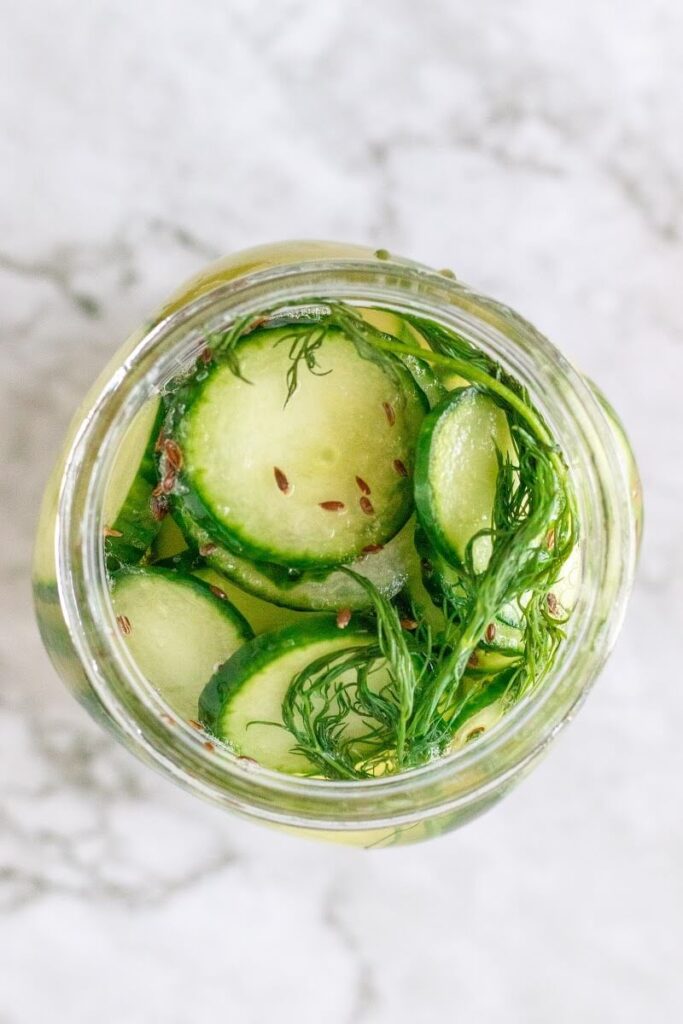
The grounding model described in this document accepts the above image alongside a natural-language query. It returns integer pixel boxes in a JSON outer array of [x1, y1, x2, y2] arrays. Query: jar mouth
[[55, 257, 638, 830]]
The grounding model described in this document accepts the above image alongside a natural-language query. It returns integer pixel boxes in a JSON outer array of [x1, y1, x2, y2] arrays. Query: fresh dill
[[273, 325, 331, 406]]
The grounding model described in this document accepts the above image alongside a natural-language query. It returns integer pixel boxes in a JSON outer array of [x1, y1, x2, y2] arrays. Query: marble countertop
[[1, 1, 682, 1020]]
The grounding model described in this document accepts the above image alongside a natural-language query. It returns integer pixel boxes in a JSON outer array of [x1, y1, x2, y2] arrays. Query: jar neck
[[55, 258, 638, 829]]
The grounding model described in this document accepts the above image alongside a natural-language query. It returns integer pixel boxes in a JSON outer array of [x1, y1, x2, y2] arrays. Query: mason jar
[[33, 241, 642, 847]]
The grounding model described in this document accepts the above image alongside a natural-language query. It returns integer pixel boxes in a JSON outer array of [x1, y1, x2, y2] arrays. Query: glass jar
[[33, 241, 642, 848]]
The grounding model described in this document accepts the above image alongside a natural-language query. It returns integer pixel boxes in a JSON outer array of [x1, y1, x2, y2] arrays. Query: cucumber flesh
[[200, 620, 383, 773], [449, 695, 506, 750], [181, 512, 418, 612], [413, 526, 524, 656], [148, 513, 191, 564], [111, 567, 252, 720], [174, 325, 426, 569], [104, 398, 163, 569], [551, 541, 581, 615], [193, 567, 322, 634], [415, 388, 515, 573], [359, 308, 446, 408]]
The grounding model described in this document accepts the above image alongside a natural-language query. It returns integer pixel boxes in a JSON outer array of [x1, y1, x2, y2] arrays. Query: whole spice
[[355, 476, 371, 495], [116, 615, 132, 636], [336, 608, 352, 629], [163, 438, 183, 472], [161, 471, 176, 494], [150, 493, 169, 521], [319, 500, 345, 511], [382, 401, 396, 427], [274, 467, 291, 494], [359, 496, 374, 516]]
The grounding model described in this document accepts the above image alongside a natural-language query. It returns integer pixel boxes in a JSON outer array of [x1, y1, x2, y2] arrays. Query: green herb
[[273, 325, 331, 406], [205, 313, 257, 384]]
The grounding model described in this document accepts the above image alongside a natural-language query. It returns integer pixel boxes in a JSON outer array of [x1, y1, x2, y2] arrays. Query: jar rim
[[55, 254, 638, 830]]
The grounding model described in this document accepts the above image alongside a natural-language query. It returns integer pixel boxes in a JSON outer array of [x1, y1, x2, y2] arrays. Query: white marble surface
[[2, 1, 682, 1020]]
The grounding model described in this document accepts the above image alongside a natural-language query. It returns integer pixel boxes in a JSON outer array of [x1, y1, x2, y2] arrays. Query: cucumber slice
[[104, 398, 163, 569], [193, 567, 322, 634], [413, 525, 524, 660], [111, 567, 252, 720], [147, 513, 191, 564], [199, 620, 379, 773], [360, 308, 446, 408], [172, 324, 426, 569], [181, 512, 418, 612], [449, 689, 507, 750], [415, 388, 515, 573]]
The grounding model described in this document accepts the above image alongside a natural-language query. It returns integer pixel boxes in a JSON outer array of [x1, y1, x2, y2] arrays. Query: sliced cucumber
[[359, 308, 446, 408], [415, 388, 515, 573], [193, 567, 322, 634], [200, 620, 379, 773], [551, 540, 581, 615], [181, 511, 418, 612], [111, 567, 252, 720], [104, 398, 163, 570], [448, 689, 507, 750], [413, 525, 524, 663], [172, 324, 426, 569], [148, 512, 190, 562]]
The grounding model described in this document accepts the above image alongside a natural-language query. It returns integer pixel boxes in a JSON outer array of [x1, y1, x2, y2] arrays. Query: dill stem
[[342, 326, 550, 439]]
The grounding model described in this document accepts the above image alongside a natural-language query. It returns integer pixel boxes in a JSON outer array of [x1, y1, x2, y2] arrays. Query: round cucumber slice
[[111, 567, 252, 721], [182, 512, 418, 612], [104, 398, 163, 569], [414, 387, 515, 573], [359, 307, 446, 408], [173, 324, 427, 569], [199, 620, 378, 773], [413, 525, 524, 662], [193, 567, 323, 634]]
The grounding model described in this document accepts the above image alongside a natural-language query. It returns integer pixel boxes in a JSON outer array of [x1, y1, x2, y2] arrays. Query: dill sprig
[[273, 325, 331, 406], [281, 573, 432, 778], [205, 312, 258, 384]]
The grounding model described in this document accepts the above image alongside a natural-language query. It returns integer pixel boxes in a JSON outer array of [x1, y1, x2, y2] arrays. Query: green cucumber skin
[[414, 387, 472, 567], [174, 504, 414, 613], [105, 402, 165, 571], [167, 326, 427, 570], [170, 506, 321, 607], [447, 668, 514, 733], [111, 565, 253, 641], [199, 619, 373, 739]]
